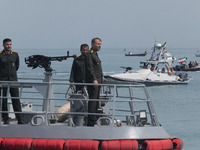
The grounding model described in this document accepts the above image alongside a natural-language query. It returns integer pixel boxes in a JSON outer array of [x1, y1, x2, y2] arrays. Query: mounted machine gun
[[25, 51, 76, 72]]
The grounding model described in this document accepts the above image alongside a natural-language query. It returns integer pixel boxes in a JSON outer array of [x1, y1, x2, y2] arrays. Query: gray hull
[[0, 125, 170, 140]]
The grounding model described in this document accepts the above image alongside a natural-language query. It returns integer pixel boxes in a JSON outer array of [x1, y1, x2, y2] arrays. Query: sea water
[[17, 48, 200, 150]]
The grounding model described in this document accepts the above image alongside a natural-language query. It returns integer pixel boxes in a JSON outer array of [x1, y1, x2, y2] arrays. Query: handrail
[[0, 80, 159, 127]]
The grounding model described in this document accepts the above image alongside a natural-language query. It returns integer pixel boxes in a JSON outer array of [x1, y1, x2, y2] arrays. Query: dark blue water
[[18, 48, 200, 149]]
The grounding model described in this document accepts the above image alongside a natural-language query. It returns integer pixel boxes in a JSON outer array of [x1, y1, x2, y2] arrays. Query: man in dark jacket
[[0, 38, 23, 124], [69, 44, 89, 126], [85, 37, 103, 126], [70, 44, 89, 92]]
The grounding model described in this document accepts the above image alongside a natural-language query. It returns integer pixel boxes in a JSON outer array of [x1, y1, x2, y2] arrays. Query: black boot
[[16, 114, 25, 124]]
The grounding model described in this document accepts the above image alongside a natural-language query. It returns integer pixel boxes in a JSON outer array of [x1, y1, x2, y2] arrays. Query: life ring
[[167, 66, 173, 75]]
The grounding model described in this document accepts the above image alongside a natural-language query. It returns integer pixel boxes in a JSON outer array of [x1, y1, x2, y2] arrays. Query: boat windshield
[[140, 61, 170, 72]]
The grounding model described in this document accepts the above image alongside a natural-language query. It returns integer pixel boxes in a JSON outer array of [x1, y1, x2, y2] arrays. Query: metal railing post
[[0, 85, 2, 126], [144, 86, 160, 126], [112, 85, 117, 126]]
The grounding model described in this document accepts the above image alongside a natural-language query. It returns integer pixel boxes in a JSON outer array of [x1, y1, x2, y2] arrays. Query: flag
[[178, 57, 187, 63], [161, 42, 166, 52]]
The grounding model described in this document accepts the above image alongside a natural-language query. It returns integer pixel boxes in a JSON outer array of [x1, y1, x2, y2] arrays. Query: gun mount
[[25, 51, 76, 72], [120, 66, 132, 73]]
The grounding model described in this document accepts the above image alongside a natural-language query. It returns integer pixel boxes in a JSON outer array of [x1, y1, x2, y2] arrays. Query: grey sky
[[0, 0, 200, 49]]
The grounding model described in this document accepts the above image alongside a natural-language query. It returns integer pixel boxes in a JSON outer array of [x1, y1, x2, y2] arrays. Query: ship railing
[[0, 80, 160, 127]]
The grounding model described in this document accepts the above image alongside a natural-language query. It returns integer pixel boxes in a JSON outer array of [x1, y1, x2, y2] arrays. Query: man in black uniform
[[69, 44, 89, 126], [85, 37, 103, 126], [0, 38, 23, 124], [70, 44, 89, 91]]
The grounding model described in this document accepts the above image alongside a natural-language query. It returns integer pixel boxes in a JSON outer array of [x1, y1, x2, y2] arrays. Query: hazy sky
[[0, 0, 200, 49]]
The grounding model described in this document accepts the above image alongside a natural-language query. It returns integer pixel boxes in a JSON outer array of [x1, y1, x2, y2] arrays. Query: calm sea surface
[[17, 47, 200, 150]]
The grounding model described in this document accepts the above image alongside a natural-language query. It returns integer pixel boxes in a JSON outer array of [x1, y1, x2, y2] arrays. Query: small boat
[[195, 50, 200, 57], [105, 60, 189, 86], [0, 53, 183, 150], [105, 42, 187, 86], [174, 61, 200, 71], [125, 51, 147, 56]]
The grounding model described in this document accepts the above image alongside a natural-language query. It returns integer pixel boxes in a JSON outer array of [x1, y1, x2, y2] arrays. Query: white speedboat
[[105, 42, 189, 86], [105, 60, 189, 85]]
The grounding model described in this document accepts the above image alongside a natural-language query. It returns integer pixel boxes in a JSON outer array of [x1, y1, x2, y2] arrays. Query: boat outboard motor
[[180, 73, 188, 81], [174, 72, 188, 81], [120, 66, 132, 73]]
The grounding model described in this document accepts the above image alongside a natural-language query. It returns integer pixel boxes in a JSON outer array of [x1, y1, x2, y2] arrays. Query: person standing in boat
[[0, 38, 24, 124], [188, 61, 192, 68], [69, 44, 89, 126], [150, 64, 155, 71], [85, 37, 103, 126], [70, 44, 89, 92]]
